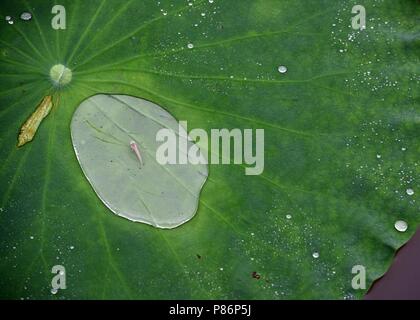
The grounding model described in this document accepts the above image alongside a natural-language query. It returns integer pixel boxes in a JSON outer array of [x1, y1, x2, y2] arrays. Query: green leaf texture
[[0, 0, 419, 299]]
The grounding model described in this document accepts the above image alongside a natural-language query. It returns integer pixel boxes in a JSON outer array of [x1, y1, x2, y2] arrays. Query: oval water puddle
[[71, 94, 208, 229]]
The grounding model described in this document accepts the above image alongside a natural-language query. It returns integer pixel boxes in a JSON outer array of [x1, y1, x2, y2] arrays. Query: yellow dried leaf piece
[[17, 96, 53, 147]]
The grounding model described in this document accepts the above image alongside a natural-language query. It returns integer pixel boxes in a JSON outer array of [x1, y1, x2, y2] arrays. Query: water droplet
[[8, 20, 14, 25], [71, 94, 208, 229], [219, 267, 224, 271], [209, 0, 214, 3], [406, 188, 414, 196], [286, 214, 292, 219], [187, 43, 194, 49], [51, 288, 58, 295], [278, 65, 287, 74], [20, 12, 32, 21], [5, 16, 12, 21], [30, 236, 34, 240], [394, 220, 408, 232], [344, 293, 355, 300], [70, 246, 74, 250], [312, 252, 319, 259], [376, 154, 381, 159]]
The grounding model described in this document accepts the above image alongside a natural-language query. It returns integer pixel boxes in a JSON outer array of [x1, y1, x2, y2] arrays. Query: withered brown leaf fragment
[[17, 95, 53, 147]]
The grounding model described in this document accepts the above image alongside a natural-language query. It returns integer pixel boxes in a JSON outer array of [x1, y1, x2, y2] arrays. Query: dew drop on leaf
[[278, 65, 288, 74], [70, 94, 208, 229], [394, 220, 408, 232], [312, 252, 320, 259], [406, 188, 414, 196], [20, 12, 32, 21]]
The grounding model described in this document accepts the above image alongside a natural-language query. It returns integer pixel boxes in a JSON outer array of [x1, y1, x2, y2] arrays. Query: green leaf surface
[[0, 0, 419, 299]]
